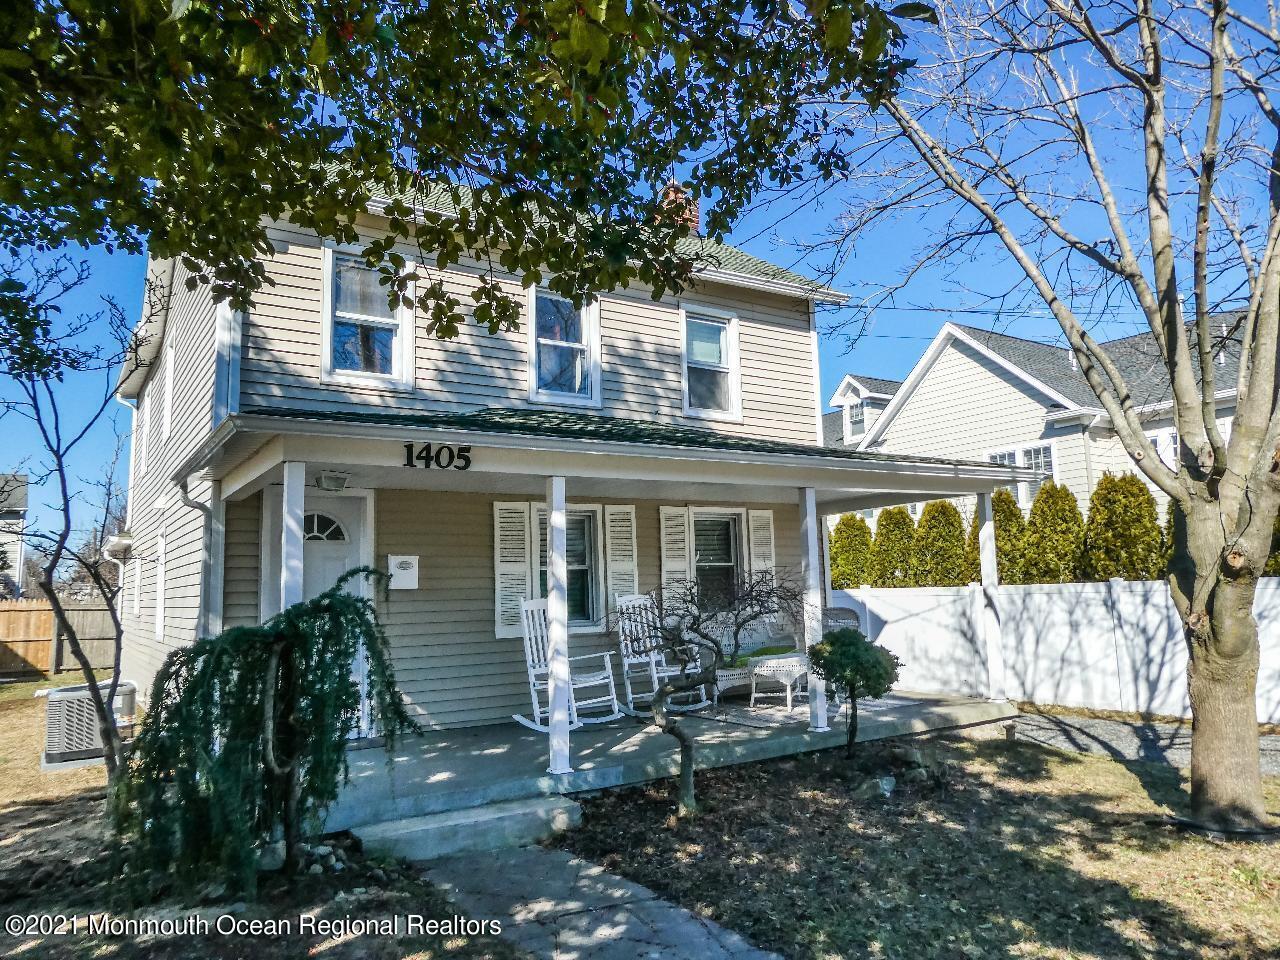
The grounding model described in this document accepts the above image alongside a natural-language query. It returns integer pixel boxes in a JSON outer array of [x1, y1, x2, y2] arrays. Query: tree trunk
[[845, 698, 859, 759], [1187, 575, 1269, 830], [651, 668, 713, 817]]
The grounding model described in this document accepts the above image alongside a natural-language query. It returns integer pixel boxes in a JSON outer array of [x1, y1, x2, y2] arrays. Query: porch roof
[[181, 406, 1040, 513]]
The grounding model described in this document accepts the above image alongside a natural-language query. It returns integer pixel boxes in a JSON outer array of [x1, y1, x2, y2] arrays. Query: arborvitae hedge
[[829, 513, 873, 588], [964, 487, 1027, 584], [1020, 480, 1084, 583], [867, 506, 915, 587], [1081, 472, 1164, 581], [910, 501, 968, 586]]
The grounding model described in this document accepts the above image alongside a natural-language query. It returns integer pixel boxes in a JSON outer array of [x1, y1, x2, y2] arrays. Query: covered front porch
[[326, 690, 1016, 834], [178, 405, 1036, 787]]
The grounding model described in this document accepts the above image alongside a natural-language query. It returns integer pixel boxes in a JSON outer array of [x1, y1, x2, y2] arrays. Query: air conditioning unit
[[42, 682, 136, 769]]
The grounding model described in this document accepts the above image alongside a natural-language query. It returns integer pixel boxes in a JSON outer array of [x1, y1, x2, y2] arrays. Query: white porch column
[[799, 487, 831, 732], [280, 461, 306, 611], [976, 491, 1007, 700], [545, 475, 573, 774]]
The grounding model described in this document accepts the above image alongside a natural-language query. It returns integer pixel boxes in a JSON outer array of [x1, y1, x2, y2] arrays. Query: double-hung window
[[537, 510, 600, 625], [529, 290, 600, 405], [989, 444, 1054, 506], [683, 308, 740, 419], [692, 513, 743, 609], [322, 250, 414, 388]]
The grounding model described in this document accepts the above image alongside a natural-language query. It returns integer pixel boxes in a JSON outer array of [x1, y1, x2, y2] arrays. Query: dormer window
[[320, 249, 415, 389], [528, 289, 601, 407]]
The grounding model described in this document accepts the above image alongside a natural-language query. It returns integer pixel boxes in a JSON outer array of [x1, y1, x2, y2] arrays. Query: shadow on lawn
[[561, 738, 1269, 960]]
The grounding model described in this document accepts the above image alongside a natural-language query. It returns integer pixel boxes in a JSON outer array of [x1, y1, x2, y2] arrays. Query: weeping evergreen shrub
[[963, 488, 1026, 584], [1081, 472, 1163, 581], [1020, 481, 1084, 583], [1264, 509, 1280, 577], [867, 506, 915, 587], [909, 501, 967, 586], [829, 513, 873, 588], [115, 568, 418, 898]]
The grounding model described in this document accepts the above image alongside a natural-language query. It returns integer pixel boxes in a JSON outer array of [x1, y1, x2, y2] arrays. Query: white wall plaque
[[387, 555, 419, 591]]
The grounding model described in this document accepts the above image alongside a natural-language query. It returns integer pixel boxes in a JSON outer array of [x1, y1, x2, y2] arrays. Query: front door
[[301, 495, 370, 735]]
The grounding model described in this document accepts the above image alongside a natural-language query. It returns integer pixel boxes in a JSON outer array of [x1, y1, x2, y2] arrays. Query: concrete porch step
[[353, 795, 583, 862]]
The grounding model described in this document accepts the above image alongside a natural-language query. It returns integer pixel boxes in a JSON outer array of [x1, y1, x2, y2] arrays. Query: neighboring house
[[827, 321, 1238, 522], [113, 185, 1025, 745], [0, 474, 27, 595]]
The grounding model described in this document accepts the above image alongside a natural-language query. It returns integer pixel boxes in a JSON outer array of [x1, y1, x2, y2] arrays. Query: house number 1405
[[403, 442, 472, 470]]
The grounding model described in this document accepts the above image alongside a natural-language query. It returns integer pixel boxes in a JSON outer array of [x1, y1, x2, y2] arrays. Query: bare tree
[[1, 251, 150, 783], [628, 572, 806, 815], [814, 0, 1278, 829]]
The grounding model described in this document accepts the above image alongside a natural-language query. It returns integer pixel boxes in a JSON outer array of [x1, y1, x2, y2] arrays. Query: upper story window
[[989, 444, 1054, 506], [682, 307, 740, 421], [528, 290, 600, 406], [321, 250, 415, 389]]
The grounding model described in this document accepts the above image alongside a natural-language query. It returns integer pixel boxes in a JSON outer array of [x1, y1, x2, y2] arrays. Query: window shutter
[[659, 506, 692, 590], [748, 509, 776, 581], [604, 505, 639, 606], [493, 502, 533, 638]]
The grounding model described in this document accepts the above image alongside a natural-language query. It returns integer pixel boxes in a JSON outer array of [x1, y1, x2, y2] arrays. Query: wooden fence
[[0, 599, 116, 675]]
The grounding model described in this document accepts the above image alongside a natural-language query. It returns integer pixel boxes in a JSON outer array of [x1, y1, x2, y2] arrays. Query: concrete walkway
[[1014, 713, 1280, 775], [425, 846, 778, 960]]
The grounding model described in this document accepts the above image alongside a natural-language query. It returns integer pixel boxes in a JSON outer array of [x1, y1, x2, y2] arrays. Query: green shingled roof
[[350, 172, 843, 302], [241, 405, 1017, 473]]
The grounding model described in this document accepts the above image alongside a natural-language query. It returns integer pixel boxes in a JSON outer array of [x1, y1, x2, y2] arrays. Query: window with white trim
[[683, 310, 739, 418], [134, 392, 148, 475], [162, 337, 174, 437], [536, 509, 601, 625], [529, 290, 599, 405], [323, 252, 414, 386], [692, 513, 743, 608], [989, 444, 1054, 506]]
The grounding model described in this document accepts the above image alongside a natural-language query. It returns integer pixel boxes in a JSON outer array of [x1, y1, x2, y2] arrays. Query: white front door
[[300, 495, 371, 736]]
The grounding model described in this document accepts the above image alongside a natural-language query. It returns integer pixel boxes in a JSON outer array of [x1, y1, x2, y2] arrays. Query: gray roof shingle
[[953, 319, 1241, 409], [848, 375, 902, 397]]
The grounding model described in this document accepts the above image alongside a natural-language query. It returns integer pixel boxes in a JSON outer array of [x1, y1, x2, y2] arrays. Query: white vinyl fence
[[832, 580, 1280, 724]]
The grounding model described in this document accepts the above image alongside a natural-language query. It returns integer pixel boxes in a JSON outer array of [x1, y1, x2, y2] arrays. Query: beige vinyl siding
[[222, 494, 262, 629], [119, 259, 221, 695], [213, 489, 803, 729], [238, 222, 818, 444]]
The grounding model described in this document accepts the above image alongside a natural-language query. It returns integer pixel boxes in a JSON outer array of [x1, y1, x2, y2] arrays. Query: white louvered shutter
[[493, 502, 533, 638], [659, 506, 692, 590], [747, 509, 776, 581], [604, 505, 639, 607]]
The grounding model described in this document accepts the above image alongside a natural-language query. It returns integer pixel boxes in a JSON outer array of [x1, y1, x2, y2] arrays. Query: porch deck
[[326, 692, 1015, 831]]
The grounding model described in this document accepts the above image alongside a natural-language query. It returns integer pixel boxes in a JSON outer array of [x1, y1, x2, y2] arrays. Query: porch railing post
[[280, 461, 306, 611], [976, 490, 1007, 701], [800, 487, 830, 732], [545, 474, 573, 774]]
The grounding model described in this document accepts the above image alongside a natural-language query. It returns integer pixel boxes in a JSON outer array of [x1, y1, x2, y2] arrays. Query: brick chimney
[[659, 181, 700, 233]]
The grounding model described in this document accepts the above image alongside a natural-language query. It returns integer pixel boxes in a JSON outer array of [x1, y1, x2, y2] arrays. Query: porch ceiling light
[[314, 471, 350, 492]]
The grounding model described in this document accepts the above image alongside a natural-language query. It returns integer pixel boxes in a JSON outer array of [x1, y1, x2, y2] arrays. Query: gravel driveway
[[1013, 713, 1280, 776]]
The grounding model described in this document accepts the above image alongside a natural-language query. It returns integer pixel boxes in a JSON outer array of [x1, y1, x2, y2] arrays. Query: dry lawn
[[0, 677, 526, 960], [559, 734, 1280, 960]]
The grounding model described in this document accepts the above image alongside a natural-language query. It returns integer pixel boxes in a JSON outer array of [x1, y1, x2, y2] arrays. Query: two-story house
[[825, 321, 1238, 520], [113, 188, 1027, 777]]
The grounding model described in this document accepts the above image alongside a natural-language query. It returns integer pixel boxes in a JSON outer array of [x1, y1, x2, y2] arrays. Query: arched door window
[[303, 512, 348, 542]]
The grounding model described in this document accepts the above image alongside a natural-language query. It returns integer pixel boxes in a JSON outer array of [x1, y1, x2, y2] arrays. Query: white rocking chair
[[614, 593, 711, 714], [513, 599, 625, 733]]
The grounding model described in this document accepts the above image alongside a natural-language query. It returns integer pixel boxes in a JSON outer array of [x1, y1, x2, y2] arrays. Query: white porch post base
[[799, 487, 830, 732], [546, 475, 573, 774], [280, 461, 306, 612], [976, 491, 1007, 701]]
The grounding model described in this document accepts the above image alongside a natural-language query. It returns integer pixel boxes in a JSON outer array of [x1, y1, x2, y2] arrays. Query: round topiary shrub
[[829, 513, 873, 589], [1020, 480, 1084, 583], [808, 627, 902, 758], [1082, 472, 1163, 581], [964, 487, 1027, 584], [910, 500, 967, 586], [867, 506, 915, 587]]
